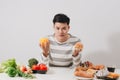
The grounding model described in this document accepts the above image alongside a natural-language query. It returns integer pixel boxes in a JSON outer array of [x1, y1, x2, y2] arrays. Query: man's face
[[53, 22, 70, 42]]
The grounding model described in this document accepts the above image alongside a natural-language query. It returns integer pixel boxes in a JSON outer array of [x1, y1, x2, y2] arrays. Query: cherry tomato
[[39, 63, 47, 71], [32, 65, 39, 70]]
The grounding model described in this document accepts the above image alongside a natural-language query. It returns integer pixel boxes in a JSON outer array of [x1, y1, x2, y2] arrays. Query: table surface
[[0, 67, 120, 80]]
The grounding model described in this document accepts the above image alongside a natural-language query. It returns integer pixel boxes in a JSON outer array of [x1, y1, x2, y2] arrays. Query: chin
[[57, 38, 64, 42]]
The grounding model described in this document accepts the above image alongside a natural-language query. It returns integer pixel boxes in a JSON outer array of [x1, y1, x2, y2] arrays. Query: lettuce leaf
[[0, 58, 17, 72]]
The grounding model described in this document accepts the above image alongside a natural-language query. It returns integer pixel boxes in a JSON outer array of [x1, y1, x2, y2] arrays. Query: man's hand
[[72, 42, 83, 57], [39, 38, 50, 57]]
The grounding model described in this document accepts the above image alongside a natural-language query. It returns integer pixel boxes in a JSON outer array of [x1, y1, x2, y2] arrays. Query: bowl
[[107, 67, 115, 72], [32, 70, 38, 73], [96, 76, 119, 80], [105, 77, 119, 80], [95, 69, 109, 79], [96, 75, 106, 79], [37, 70, 47, 74]]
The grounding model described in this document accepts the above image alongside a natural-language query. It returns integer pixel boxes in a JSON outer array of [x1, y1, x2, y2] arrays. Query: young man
[[40, 13, 83, 67]]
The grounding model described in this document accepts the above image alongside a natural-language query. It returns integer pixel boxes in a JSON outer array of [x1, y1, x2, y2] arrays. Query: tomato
[[39, 63, 47, 71], [32, 65, 39, 70], [20, 66, 27, 72]]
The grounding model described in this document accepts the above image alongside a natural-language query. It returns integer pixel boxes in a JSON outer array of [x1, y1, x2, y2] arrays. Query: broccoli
[[28, 58, 38, 68]]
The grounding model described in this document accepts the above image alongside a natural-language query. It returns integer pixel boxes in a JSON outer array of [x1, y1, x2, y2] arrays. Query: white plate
[[75, 76, 93, 80]]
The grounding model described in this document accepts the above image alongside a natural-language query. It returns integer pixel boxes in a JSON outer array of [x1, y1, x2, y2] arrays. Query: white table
[[0, 67, 120, 80]]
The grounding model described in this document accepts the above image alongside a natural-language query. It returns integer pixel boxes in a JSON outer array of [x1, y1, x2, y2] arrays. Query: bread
[[74, 70, 94, 78]]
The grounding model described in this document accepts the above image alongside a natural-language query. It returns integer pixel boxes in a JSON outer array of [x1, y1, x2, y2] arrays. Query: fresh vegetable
[[17, 69, 35, 79], [28, 58, 39, 68], [1, 58, 17, 69], [31, 63, 48, 74], [24, 67, 32, 74], [0, 64, 4, 73], [20, 66, 27, 72], [0, 58, 17, 72], [39, 63, 47, 71], [6, 67, 17, 77], [32, 65, 39, 70], [0, 58, 35, 79]]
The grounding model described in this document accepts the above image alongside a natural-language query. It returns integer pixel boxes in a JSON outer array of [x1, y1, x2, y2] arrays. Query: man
[[40, 13, 83, 67]]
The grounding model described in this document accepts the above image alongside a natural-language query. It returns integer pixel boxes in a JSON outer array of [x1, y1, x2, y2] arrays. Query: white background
[[0, 0, 120, 68]]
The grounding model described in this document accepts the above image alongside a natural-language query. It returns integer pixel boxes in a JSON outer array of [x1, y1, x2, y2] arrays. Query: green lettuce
[[0, 58, 17, 72]]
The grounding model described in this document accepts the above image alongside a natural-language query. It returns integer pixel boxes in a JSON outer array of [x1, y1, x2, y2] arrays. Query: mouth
[[59, 35, 65, 37]]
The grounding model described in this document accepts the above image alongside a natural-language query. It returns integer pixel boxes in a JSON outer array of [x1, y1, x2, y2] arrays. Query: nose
[[59, 29, 63, 33]]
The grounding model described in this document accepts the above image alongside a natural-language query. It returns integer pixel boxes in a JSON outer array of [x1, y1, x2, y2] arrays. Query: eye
[[56, 27, 59, 30], [63, 27, 66, 30]]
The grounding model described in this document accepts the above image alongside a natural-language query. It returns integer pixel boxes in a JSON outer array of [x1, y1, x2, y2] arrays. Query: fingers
[[40, 41, 49, 48], [74, 42, 83, 50], [74, 47, 82, 54], [40, 41, 50, 54]]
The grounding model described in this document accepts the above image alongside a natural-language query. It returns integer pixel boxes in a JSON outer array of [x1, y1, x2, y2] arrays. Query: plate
[[75, 76, 93, 80]]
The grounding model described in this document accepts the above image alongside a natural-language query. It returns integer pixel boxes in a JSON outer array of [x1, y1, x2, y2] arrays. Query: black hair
[[53, 13, 70, 25]]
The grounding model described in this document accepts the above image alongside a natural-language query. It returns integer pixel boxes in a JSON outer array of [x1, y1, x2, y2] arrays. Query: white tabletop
[[0, 67, 120, 80]]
